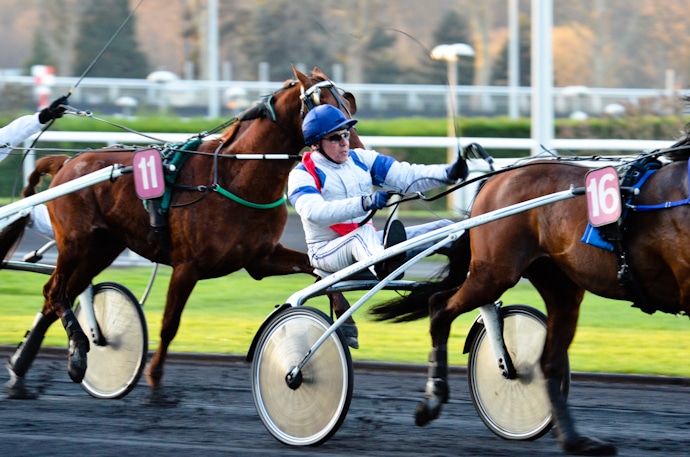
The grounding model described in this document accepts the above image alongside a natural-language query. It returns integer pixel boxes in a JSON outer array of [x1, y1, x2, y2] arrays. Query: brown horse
[[371, 144, 690, 455], [5, 65, 363, 398]]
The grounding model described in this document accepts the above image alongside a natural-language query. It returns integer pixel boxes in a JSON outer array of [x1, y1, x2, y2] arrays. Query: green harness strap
[[155, 137, 285, 212], [212, 184, 286, 209], [159, 138, 202, 213]]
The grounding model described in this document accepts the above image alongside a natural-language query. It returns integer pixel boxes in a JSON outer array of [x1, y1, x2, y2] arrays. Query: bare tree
[[463, 0, 498, 111], [38, 0, 84, 76]]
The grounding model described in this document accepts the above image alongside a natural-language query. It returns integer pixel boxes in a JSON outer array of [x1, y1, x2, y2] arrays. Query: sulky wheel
[[251, 306, 353, 446], [466, 305, 570, 440], [73, 282, 148, 399]]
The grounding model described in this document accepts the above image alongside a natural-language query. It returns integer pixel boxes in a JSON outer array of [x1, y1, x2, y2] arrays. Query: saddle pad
[[580, 162, 660, 251]]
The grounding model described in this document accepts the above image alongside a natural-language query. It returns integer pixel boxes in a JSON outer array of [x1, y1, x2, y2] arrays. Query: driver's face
[[318, 129, 351, 164]]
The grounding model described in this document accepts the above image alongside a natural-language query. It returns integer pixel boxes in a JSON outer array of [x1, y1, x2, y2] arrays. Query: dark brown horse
[[371, 142, 690, 455], [5, 65, 363, 398]]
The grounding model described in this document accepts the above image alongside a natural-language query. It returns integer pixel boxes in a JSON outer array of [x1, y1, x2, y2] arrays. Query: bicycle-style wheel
[[467, 305, 570, 441], [73, 282, 148, 399], [251, 306, 353, 446]]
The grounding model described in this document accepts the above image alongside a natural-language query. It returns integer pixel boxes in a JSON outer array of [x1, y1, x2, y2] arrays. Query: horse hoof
[[340, 322, 359, 349], [143, 388, 179, 408], [414, 397, 442, 427], [5, 381, 37, 400], [563, 435, 617, 456], [145, 366, 163, 389], [67, 337, 89, 383]]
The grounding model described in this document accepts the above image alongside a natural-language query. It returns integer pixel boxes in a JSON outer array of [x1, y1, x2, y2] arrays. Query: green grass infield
[[1, 265, 688, 377]]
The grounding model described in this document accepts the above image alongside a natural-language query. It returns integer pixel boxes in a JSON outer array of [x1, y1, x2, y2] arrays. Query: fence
[[0, 74, 686, 119], [18, 131, 672, 216]]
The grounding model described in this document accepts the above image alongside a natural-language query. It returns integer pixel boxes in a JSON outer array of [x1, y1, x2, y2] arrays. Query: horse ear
[[343, 92, 358, 115], [292, 64, 310, 86]]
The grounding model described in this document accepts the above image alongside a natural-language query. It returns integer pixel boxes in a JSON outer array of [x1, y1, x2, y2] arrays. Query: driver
[[0, 96, 68, 238], [287, 104, 468, 280]]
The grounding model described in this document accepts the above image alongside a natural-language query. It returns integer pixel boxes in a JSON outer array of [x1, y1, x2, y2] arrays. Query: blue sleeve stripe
[[371, 154, 395, 186], [288, 185, 320, 205], [350, 151, 369, 173]]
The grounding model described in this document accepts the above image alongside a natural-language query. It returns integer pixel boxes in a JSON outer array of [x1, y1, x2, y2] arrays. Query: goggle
[[324, 131, 351, 143]]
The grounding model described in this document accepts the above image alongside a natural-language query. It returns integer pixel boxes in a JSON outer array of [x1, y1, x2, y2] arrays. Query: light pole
[[430, 43, 475, 213]]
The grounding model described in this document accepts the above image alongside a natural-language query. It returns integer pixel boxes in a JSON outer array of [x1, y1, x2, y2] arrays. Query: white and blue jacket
[[287, 148, 450, 257]]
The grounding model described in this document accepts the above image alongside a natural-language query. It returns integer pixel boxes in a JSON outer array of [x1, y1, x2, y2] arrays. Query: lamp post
[[430, 43, 475, 213]]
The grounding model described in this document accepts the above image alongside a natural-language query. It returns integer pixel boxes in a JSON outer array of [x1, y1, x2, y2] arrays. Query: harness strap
[[301, 152, 373, 235], [209, 139, 286, 209], [212, 184, 286, 209], [630, 161, 690, 211]]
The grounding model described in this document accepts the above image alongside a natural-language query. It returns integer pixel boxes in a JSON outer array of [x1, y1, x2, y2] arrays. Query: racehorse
[[5, 65, 363, 398], [370, 139, 690, 455]]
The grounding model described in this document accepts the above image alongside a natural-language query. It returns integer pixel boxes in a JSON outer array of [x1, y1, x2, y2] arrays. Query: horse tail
[[22, 154, 70, 198], [0, 216, 29, 262], [369, 230, 472, 322]]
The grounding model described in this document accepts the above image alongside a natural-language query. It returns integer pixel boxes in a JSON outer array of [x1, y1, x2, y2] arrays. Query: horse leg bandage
[[425, 345, 449, 403], [7, 312, 53, 377]]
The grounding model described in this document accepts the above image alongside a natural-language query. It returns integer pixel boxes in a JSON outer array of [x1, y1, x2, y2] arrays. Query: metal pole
[[447, 60, 458, 212], [531, 0, 553, 156], [207, 0, 220, 119], [508, 0, 519, 119]]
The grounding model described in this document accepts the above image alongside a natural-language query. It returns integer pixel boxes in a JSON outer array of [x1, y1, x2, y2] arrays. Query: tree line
[[20, 0, 690, 90]]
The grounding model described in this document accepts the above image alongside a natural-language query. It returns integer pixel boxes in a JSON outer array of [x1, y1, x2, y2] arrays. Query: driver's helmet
[[302, 105, 358, 146]]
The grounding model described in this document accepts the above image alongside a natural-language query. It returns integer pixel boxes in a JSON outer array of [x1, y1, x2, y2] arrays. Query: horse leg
[[417, 261, 520, 427], [146, 264, 199, 389], [5, 310, 58, 399], [328, 290, 358, 349], [414, 287, 458, 426], [247, 244, 359, 348], [528, 265, 617, 456], [41, 272, 91, 384], [245, 243, 315, 278]]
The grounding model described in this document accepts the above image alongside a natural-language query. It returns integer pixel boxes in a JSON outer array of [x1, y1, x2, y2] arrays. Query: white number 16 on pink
[[585, 166, 621, 227]]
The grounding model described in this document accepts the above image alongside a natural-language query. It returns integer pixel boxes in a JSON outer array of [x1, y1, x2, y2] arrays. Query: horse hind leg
[[5, 311, 58, 399], [319, 277, 358, 349], [416, 262, 519, 427], [42, 272, 91, 384], [528, 263, 616, 456], [332, 294, 358, 349], [414, 287, 457, 426]]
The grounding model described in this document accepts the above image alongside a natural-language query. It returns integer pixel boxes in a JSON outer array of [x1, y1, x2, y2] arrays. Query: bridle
[[299, 80, 353, 119]]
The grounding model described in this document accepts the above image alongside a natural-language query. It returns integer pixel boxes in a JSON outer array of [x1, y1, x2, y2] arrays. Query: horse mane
[[661, 95, 690, 161], [219, 122, 241, 144]]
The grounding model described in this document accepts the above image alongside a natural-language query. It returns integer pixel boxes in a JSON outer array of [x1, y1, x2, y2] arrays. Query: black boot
[[375, 219, 406, 280]]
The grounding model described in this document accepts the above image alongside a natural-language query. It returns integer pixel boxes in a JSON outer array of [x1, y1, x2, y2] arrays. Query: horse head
[[282, 65, 363, 149], [216, 65, 363, 152]]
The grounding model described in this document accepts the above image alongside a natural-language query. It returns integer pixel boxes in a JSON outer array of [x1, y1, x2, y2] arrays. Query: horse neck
[[220, 118, 302, 197]]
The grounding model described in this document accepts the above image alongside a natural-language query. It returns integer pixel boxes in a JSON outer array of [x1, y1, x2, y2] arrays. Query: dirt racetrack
[[0, 349, 689, 457]]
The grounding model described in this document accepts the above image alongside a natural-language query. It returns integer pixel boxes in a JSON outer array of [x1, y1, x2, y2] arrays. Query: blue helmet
[[302, 105, 358, 145]]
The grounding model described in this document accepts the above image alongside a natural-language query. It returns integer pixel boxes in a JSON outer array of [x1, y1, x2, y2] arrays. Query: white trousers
[[28, 204, 54, 238], [310, 219, 454, 274]]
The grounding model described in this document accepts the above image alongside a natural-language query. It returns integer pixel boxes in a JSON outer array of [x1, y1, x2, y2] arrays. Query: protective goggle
[[324, 131, 351, 143]]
